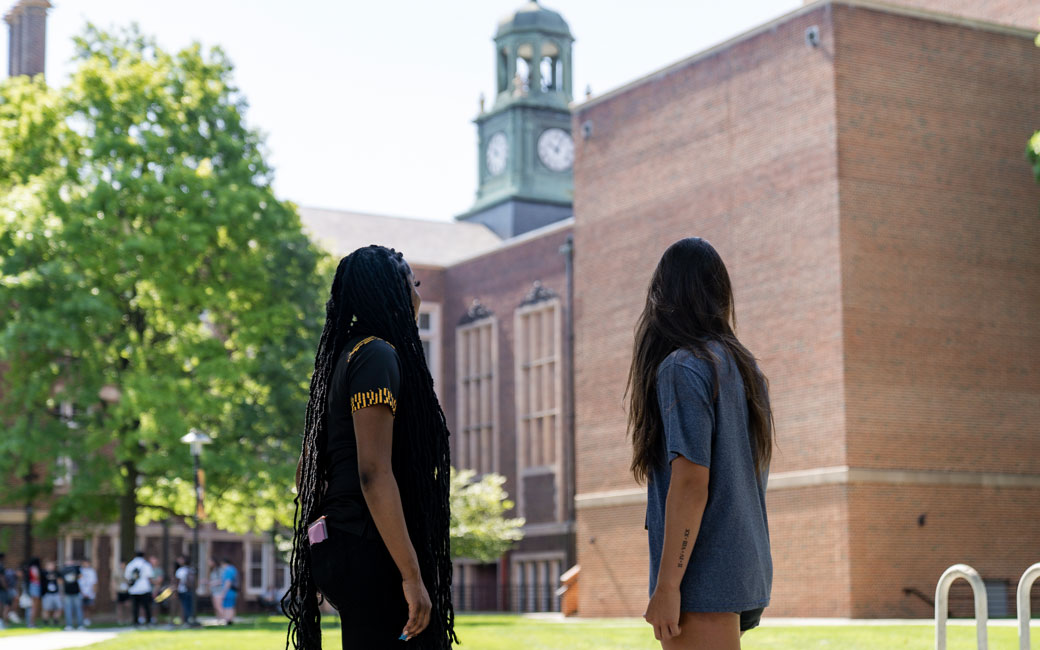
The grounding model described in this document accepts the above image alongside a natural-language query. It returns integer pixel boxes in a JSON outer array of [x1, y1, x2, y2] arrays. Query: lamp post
[[180, 429, 211, 626]]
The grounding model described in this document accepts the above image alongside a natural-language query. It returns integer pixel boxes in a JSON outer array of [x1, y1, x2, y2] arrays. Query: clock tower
[[457, 0, 574, 238]]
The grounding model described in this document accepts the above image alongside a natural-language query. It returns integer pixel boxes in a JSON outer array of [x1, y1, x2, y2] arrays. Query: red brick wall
[[847, 483, 1040, 618], [441, 226, 572, 559], [0, 519, 58, 568], [575, 503, 652, 617], [573, 4, 846, 617], [835, 4, 1040, 475], [412, 265, 446, 309], [766, 485, 852, 616], [845, 0, 1040, 31], [833, 4, 1040, 617]]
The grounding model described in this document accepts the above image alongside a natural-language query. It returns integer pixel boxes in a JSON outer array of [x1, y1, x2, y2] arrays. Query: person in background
[[219, 558, 238, 625], [26, 558, 42, 627], [112, 560, 130, 625], [17, 568, 32, 626], [78, 559, 97, 627], [41, 560, 62, 626], [4, 558, 19, 625], [173, 555, 195, 626], [208, 557, 223, 621], [0, 553, 10, 629], [148, 555, 168, 624], [125, 551, 154, 627], [59, 558, 84, 630]]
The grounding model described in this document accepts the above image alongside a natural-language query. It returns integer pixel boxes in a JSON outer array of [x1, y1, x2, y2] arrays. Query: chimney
[[4, 0, 51, 78]]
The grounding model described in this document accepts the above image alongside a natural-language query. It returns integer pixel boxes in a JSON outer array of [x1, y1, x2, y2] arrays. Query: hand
[[644, 586, 681, 642], [400, 575, 431, 641]]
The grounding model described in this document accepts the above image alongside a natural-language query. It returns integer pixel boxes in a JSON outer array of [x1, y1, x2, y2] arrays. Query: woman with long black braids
[[282, 245, 456, 649]]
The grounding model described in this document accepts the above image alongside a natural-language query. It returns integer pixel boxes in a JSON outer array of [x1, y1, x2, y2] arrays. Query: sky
[[2, 0, 802, 221]]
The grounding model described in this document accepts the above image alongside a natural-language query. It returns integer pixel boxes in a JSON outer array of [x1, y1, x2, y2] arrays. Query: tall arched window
[[497, 47, 509, 94], [456, 312, 497, 475]]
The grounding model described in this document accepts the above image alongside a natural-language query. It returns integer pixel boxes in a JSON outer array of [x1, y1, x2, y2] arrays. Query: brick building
[[571, 0, 1040, 618], [3, 0, 1038, 622]]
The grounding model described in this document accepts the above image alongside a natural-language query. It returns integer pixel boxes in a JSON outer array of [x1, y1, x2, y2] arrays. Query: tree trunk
[[119, 461, 137, 561]]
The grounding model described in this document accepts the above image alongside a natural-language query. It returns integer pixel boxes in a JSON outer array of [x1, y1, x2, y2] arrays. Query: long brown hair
[[626, 238, 774, 484]]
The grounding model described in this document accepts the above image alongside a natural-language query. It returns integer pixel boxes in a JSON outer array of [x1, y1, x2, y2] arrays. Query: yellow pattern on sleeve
[[350, 387, 397, 416], [347, 336, 398, 416]]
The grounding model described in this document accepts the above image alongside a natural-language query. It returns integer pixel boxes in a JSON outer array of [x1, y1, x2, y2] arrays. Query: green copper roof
[[496, 0, 572, 39]]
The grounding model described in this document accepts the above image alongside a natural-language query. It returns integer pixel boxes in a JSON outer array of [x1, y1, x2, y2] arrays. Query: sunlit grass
[[7, 614, 1023, 649]]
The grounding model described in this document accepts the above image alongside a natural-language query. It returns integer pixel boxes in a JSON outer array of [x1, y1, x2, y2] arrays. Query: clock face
[[486, 132, 508, 176], [537, 128, 574, 172]]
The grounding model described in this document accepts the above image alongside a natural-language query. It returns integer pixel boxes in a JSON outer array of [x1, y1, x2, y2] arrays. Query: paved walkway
[[521, 612, 1036, 627], [1, 628, 124, 650]]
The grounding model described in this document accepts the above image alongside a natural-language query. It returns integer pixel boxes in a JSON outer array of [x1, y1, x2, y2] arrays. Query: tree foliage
[[449, 468, 525, 562], [0, 25, 327, 548]]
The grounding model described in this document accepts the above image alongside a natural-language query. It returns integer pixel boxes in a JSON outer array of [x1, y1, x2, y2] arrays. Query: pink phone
[[308, 516, 328, 545]]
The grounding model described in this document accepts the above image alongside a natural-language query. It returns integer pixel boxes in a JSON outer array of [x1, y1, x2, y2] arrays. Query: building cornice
[[574, 0, 1037, 114], [574, 467, 1040, 510]]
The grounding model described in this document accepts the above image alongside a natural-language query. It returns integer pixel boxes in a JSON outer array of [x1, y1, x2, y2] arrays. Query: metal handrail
[[1018, 563, 1040, 650], [935, 564, 988, 650]]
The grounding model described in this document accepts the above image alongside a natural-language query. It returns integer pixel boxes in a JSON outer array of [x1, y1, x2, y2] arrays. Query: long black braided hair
[[282, 245, 456, 649]]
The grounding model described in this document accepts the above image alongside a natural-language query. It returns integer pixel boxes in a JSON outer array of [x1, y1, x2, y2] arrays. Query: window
[[515, 295, 562, 471], [512, 554, 564, 613], [53, 401, 78, 488], [456, 305, 497, 475], [418, 303, 441, 392], [62, 536, 91, 563], [273, 546, 289, 591], [249, 541, 263, 592], [497, 47, 509, 93]]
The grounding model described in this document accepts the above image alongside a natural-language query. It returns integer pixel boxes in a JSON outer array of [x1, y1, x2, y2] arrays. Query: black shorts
[[117, 591, 131, 603], [739, 606, 765, 632], [309, 524, 412, 649]]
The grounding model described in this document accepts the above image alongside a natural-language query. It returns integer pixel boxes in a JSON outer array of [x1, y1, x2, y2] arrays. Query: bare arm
[[645, 455, 710, 641], [354, 405, 431, 640], [656, 456, 710, 590]]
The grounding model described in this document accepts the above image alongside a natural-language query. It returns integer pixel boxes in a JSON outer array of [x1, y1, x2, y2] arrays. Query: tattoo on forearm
[[677, 528, 691, 568]]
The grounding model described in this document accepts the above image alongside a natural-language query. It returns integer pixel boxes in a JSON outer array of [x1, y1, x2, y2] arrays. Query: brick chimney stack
[[4, 0, 51, 78]]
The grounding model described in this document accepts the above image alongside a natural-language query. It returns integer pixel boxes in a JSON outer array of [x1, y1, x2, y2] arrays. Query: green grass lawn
[[60, 614, 1024, 649]]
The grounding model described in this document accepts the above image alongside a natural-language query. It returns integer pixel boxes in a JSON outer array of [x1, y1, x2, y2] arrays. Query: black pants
[[131, 593, 152, 625], [309, 525, 413, 649]]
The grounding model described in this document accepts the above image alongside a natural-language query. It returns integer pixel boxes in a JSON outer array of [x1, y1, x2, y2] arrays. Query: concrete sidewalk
[[521, 612, 1038, 627], [1, 628, 123, 650]]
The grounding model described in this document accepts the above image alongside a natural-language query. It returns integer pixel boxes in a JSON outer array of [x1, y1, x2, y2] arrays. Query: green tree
[[0, 25, 327, 558], [450, 468, 525, 562]]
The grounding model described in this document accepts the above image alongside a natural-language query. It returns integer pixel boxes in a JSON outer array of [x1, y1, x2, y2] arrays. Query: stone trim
[[521, 521, 575, 537], [574, 468, 1040, 509]]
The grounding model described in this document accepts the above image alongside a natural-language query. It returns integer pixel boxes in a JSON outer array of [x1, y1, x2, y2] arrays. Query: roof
[[496, 0, 572, 39], [297, 206, 503, 268], [574, 0, 1035, 113]]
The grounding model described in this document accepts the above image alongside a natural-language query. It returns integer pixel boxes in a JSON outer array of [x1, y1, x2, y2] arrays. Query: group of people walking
[[113, 553, 239, 627], [0, 550, 240, 629], [0, 552, 97, 630]]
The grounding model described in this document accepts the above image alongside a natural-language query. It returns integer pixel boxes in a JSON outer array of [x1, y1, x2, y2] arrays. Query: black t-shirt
[[322, 336, 401, 539], [60, 565, 81, 595], [44, 570, 59, 593]]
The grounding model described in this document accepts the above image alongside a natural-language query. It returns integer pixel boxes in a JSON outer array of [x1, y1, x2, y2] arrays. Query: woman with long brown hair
[[628, 238, 774, 649]]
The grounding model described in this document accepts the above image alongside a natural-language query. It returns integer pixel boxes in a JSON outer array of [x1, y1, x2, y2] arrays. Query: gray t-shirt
[[646, 343, 772, 612]]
